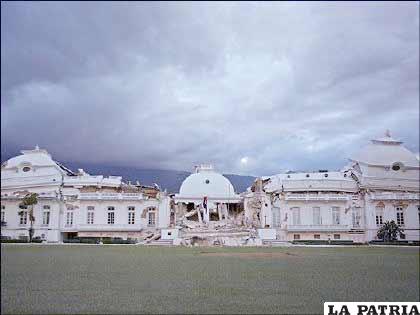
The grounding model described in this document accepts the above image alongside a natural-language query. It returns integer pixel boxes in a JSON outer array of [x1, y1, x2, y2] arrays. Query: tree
[[18, 193, 38, 242], [377, 220, 404, 242]]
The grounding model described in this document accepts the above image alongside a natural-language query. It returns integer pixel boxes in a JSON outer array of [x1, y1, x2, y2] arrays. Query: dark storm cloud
[[1, 1, 419, 175]]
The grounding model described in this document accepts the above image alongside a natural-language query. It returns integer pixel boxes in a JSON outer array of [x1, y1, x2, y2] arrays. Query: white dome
[[350, 133, 419, 167], [178, 165, 236, 199], [4, 147, 57, 168]]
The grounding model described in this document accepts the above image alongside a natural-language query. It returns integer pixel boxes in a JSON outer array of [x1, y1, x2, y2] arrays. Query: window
[[107, 206, 115, 211], [108, 212, 115, 225], [205, 179, 210, 184], [396, 207, 404, 226], [128, 207, 135, 225], [332, 207, 340, 225], [22, 166, 31, 172], [148, 211, 156, 227], [1, 205, 5, 223], [66, 212, 73, 226], [334, 234, 341, 240], [313, 207, 321, 225], [291, 207, 301, 225], [43, 205, 50, 210], [42, 211, 50, 225], [392, 162, 403, 171], [128, 212, 135, 224], [19, 209, 28, 225], [87, 212, 94, 225], [314, 234, 320, 239], [375, 206, 384, 226], [352, 207, 361, 228], [293, 234, 300, 240], [87, 206, 94, 224], [418, 205, 420, 223]]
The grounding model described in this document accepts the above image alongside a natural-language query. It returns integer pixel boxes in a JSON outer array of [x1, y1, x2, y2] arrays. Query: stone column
[[197, 205, 203, 223], [217, 203, 223, 221], [204, 206, 210, 224], [223, 203, 229, 220]]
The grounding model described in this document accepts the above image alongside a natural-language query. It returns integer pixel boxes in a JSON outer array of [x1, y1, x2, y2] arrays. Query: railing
[[285, 194, 350, 201], [287, 224, 351, 231], [370, 193, 419, 201], [78, 192, 144, 200], [77, 224, 141, 231], [1, 192, 57, 200]]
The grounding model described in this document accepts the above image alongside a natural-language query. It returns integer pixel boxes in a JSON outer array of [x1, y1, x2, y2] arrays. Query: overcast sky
[[1, 2, 419, 176]]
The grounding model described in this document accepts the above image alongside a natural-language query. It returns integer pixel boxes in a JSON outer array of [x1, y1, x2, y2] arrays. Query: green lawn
[[1, 245, 419, 314]]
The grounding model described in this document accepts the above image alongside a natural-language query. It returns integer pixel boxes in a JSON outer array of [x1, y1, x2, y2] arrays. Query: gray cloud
[[1, 1, 418, 176]]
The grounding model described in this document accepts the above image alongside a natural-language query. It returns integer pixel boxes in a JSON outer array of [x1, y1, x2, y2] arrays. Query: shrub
[[1, 239, 28, 243], [369, 240, 420, 246], [63, 239, 81, 243], [291, 240, 360, 245]]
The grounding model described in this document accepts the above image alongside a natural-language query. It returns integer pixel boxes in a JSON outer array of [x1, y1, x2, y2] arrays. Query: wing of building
[[246, 131, 419, 242], [1, 131, 419, 245], [1, 146, 171, 242]]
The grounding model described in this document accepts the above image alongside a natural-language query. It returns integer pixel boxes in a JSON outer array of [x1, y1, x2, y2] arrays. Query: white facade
[[1, 147, 171, 242], [247, 131, 420, 242], [1, 131, 419, 245]]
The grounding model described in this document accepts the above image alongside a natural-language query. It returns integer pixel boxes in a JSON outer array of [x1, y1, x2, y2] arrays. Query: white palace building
[[1, 131, 419, 245]]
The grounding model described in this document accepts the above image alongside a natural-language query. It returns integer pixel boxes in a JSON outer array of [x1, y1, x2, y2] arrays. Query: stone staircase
[[262, 239, 292, 247], [147, 239, 174, 246]]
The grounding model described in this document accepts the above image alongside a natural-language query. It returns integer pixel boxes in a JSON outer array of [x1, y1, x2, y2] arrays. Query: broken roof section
[[258, 170, 358, 193]]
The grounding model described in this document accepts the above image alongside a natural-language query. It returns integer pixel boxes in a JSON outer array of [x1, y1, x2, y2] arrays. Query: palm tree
[[377, 220, 404, 242], [19, 193, 38, 242]]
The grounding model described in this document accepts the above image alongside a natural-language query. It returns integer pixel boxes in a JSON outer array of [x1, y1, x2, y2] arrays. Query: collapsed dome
[[178, 164, 236, 198]]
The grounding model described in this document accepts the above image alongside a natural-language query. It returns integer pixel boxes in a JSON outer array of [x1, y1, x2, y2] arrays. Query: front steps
[[262, 239, 292, 247], [146, 239, 174, 246]]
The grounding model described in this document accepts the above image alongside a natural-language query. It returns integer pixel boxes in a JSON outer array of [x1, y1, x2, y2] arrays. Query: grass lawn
[[1, 245, 419, 314]]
